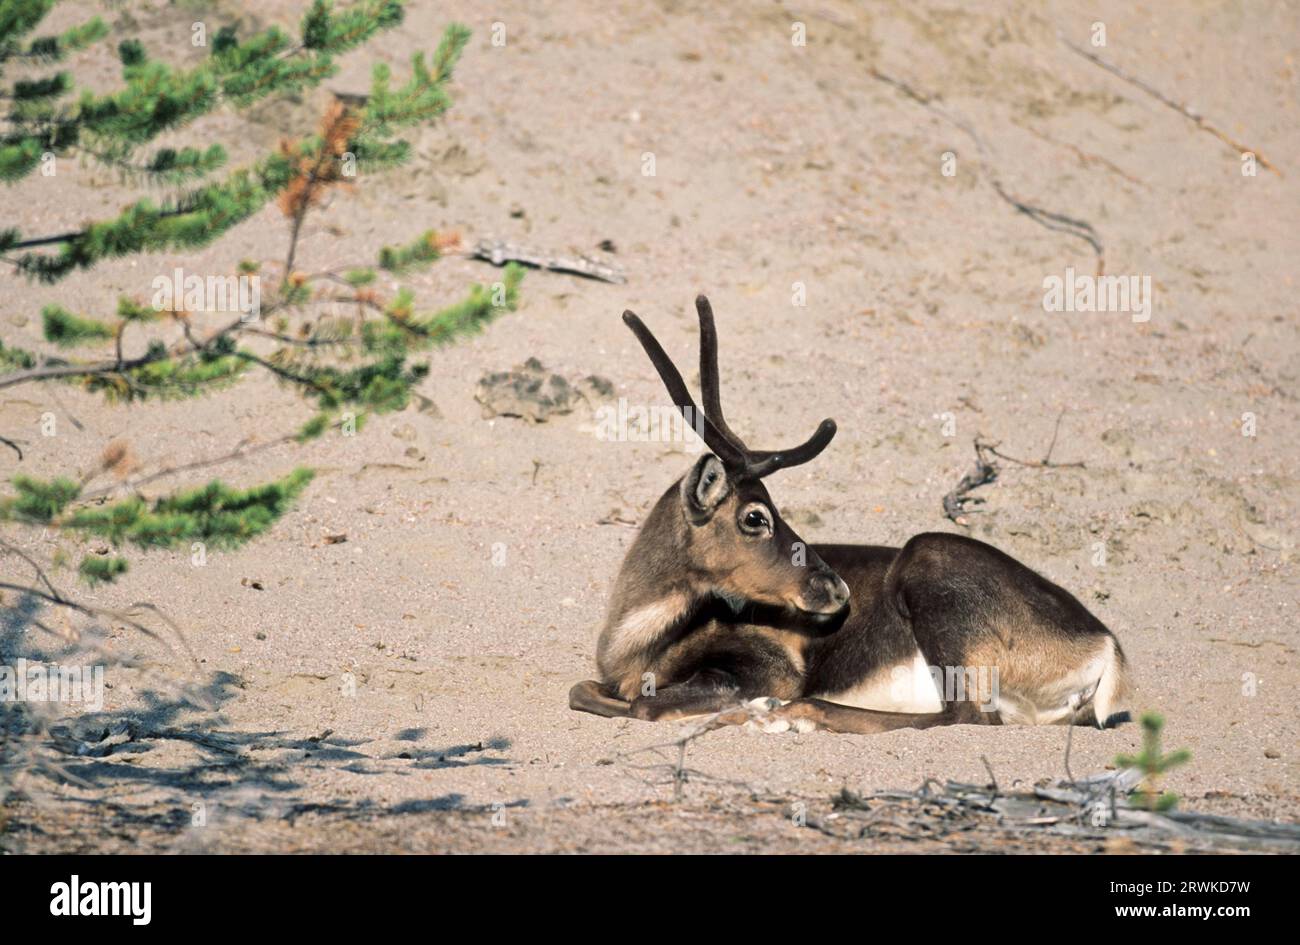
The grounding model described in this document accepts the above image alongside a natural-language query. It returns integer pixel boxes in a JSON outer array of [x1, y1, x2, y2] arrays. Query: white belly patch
[[818, 650, 944, 714]]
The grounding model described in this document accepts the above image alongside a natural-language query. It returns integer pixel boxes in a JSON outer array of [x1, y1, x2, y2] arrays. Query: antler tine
[[695, 295, 748, 451], [745, 418, 838, 479], [621, 311, 747, 468]]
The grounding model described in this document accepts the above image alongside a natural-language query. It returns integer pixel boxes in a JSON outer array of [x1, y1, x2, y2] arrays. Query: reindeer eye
[[739, 505, 771, 535]]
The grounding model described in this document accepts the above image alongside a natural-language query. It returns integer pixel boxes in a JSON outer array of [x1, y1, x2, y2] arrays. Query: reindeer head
[[622, 296, 850, 620]]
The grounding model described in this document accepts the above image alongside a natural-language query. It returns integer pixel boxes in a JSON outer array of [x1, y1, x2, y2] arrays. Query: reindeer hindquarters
[[888, 532, 1129, 727]]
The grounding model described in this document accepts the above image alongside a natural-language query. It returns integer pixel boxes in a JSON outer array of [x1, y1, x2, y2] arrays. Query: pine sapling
[[1115, 712, 1191, 812]]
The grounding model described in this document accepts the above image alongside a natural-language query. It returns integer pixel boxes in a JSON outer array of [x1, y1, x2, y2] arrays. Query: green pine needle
[[296, 412, 332, 442], [41, 304, 114, 346], [58, 468, 314, 551], [0, 339, 37, 371], [378, 230, 440, 273], [2, 475, 82, 523], [78, 555, 128, 586]]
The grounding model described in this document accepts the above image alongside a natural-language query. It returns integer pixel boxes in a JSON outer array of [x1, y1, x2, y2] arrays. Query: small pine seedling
[[1115, 712, 1191, 812]]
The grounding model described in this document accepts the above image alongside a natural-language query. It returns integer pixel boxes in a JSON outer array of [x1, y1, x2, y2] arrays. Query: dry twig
[[869, 68, 1105, 273], [942, 413, 1086, 524], [614, 701, 781, 800], [941, 440, 998, 525], [468, 239, 626, 284], [1059, 33, 1282, 177]]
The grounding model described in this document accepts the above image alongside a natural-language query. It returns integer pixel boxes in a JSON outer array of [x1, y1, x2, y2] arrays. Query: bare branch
[[1059, 32, 1282, 177], [869, 67, 1105, 273]]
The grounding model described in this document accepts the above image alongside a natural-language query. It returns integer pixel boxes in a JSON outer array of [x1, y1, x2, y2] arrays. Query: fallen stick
[[614, 700, 792, 801], [468, 239, 627, 284], [1021, 123, 1145, 188], [1059, 33, 1282, 177], [942, 413, 1087, 525], [869, 67, 1105, 273], [983, 409, 1086, 470], [825, 770, 1300, 853]]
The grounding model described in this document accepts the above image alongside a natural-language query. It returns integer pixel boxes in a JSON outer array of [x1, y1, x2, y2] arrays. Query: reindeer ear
[[681, 454, 730, 523]]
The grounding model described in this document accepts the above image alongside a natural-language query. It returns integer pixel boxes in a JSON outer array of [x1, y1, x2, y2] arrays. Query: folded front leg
[[568, 675, 751, 723], [628, 669, 748, 722], [772, 698, 956, 734], [568, 679, 633, 718]]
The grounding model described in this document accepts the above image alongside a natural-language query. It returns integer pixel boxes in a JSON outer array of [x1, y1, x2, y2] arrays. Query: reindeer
[[569, 297, 1132, 734]]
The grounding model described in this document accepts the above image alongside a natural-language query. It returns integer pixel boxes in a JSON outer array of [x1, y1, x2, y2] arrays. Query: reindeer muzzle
[[800, 569, 851, 617]]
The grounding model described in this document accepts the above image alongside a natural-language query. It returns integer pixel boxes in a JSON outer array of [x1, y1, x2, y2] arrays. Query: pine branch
[[1, 16, 522, 600], [0, 11, 107, 64], [5, 17, 471, 282], [2, 466, 314, 585], [1, 2, 405, 181]]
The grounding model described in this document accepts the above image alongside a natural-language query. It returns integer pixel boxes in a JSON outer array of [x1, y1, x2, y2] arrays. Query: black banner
[[6, 854, 1284, 930]]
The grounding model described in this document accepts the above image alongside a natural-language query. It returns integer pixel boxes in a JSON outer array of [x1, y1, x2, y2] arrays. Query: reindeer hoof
[[765, 700, 823, 734], [740, 697, 819, 734]]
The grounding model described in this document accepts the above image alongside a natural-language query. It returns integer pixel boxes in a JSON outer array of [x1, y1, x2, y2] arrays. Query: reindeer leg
[[628, 670, 750, 722], [568, 680, 633, 718], [772, 698, 958, 734]]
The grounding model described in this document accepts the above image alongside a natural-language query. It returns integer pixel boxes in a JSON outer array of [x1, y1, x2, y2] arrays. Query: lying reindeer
[[570, 296, 1132, 733]]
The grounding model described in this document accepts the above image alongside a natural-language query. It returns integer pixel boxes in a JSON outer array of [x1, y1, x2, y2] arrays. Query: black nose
[[808, 570, 850, 613]]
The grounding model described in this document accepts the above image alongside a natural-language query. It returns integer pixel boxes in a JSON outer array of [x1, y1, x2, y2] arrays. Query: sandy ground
[[1, 0, 1297, 853]]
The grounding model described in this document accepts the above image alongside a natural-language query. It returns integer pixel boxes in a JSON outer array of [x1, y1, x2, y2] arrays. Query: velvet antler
[[622, 296, 836, 477]]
